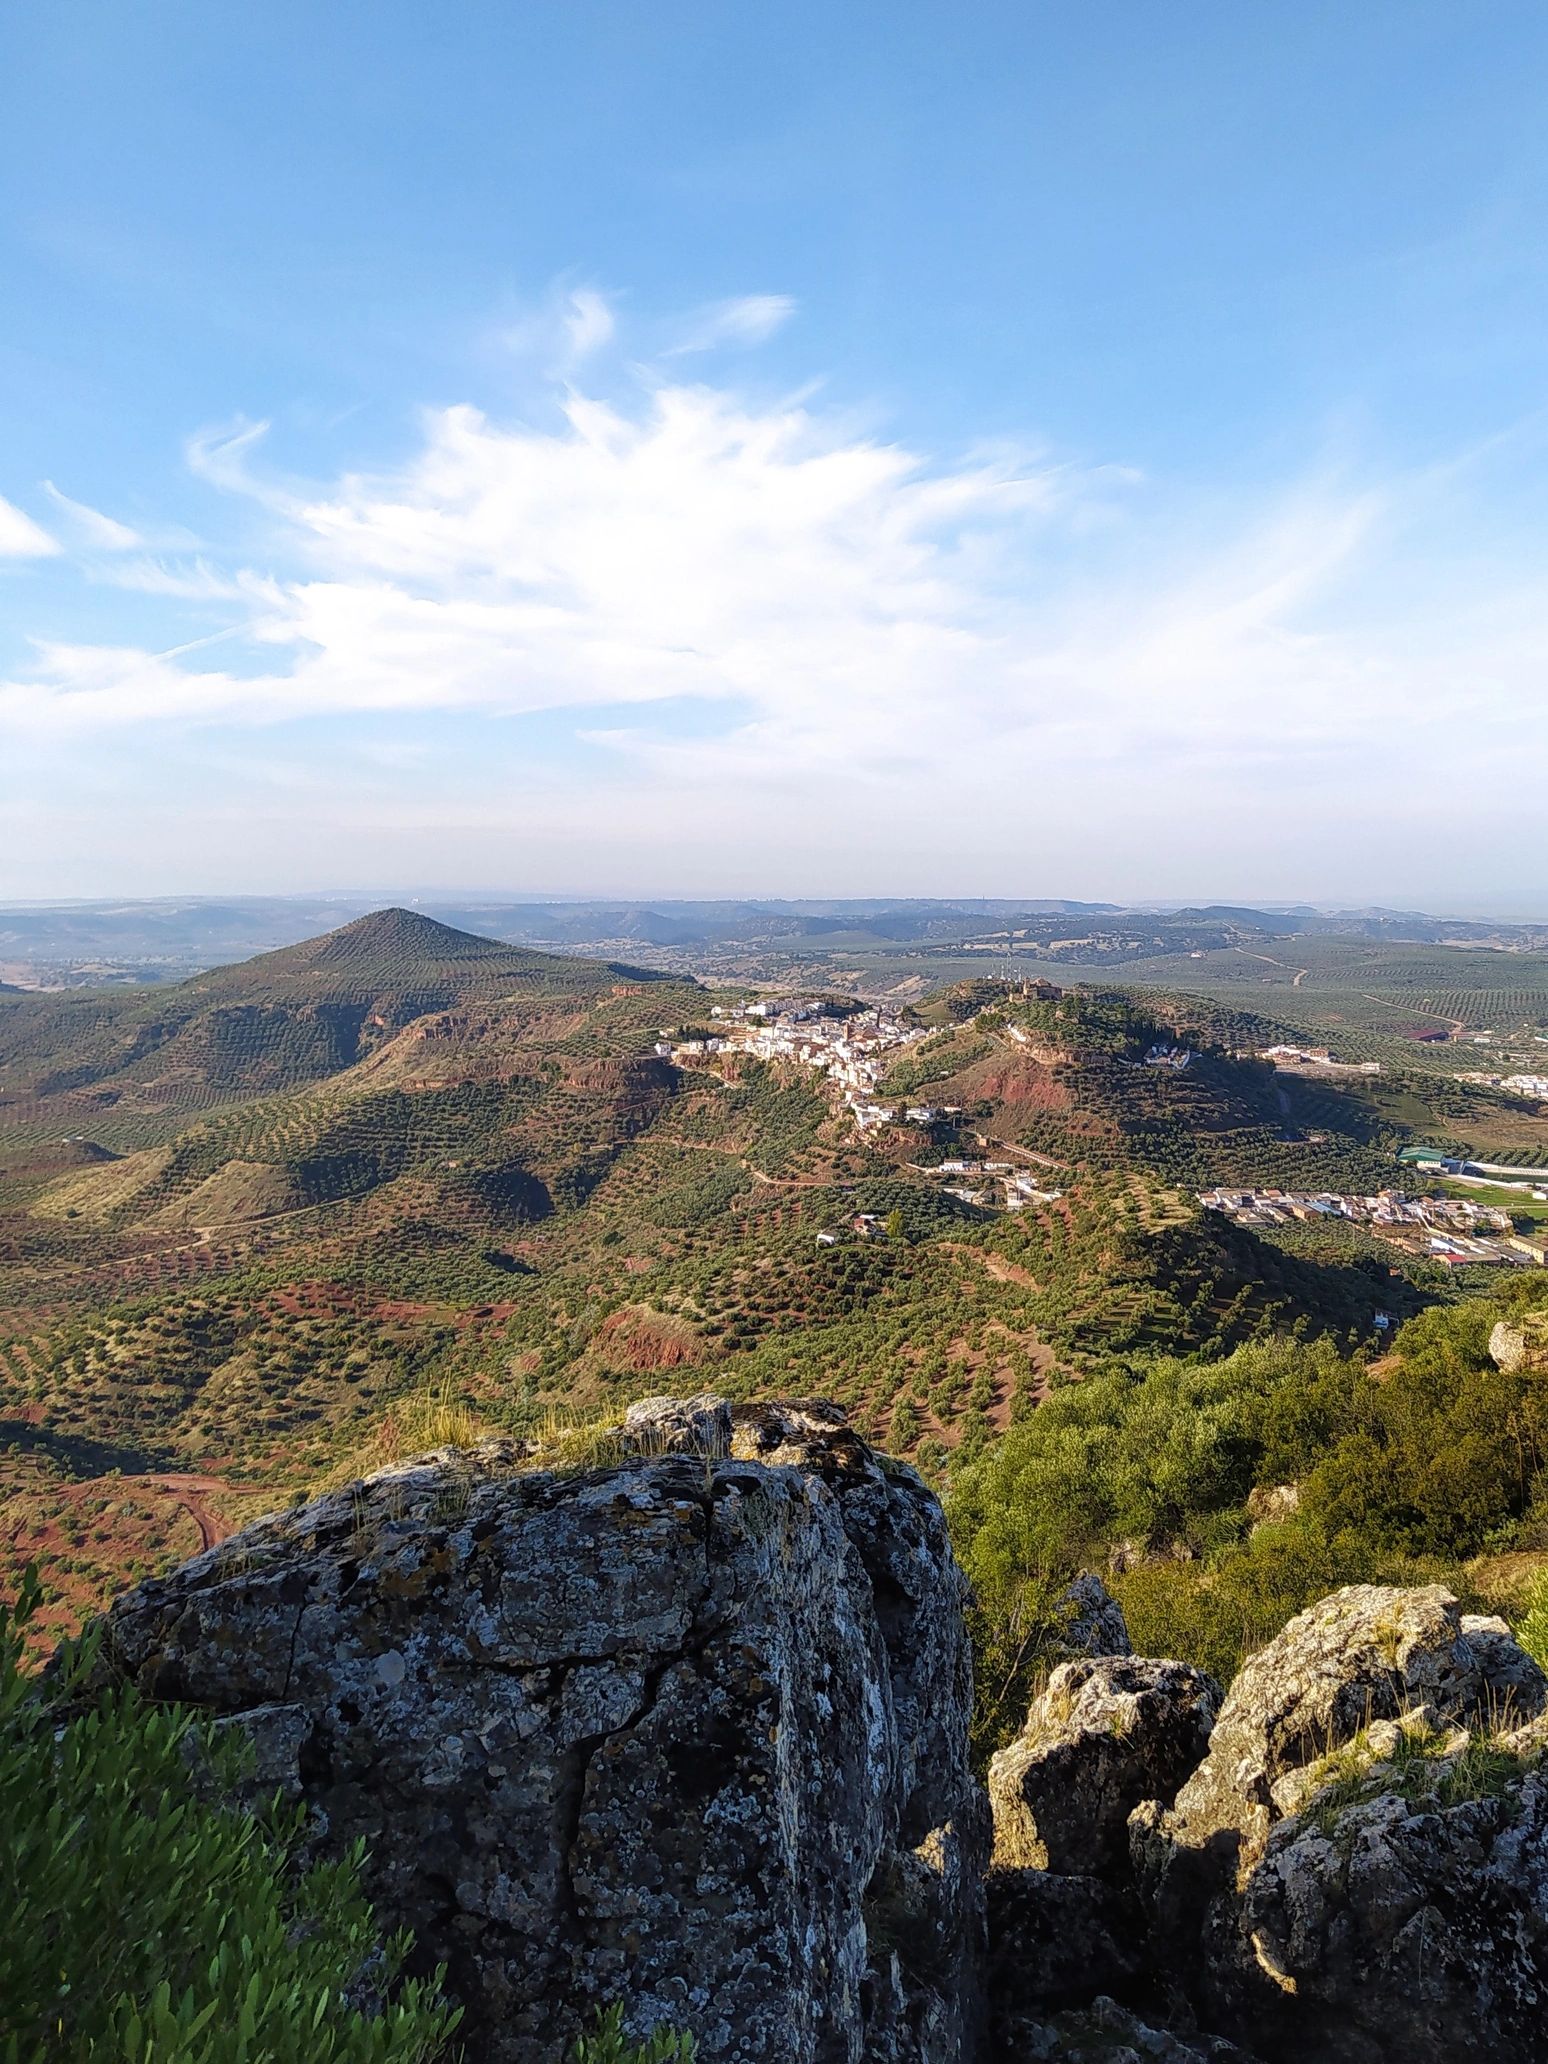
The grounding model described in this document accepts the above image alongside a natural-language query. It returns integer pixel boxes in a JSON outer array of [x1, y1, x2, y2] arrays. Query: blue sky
[[2, 2, 1546, 910]]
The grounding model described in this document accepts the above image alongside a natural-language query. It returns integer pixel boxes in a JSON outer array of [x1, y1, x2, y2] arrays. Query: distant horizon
[[5, 887, 1548, 927]]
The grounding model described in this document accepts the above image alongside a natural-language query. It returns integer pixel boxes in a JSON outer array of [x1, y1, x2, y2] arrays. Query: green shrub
[[1111, 1519, 1445, 1688], [0, 1570, 460, 2064], [570, 2003, 697, 2062], [948, 1302, 1548, 1747], [1517, 1570, 1548, 1670]]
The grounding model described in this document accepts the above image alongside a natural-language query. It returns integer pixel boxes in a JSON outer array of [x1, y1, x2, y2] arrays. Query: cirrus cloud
[[666, 294, 797, 354], [0, 494, 59, 558], [0, 312, 1543, 906]]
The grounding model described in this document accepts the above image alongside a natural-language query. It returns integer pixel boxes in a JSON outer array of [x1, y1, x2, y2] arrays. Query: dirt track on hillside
[[134, 1474, 257, 1552]]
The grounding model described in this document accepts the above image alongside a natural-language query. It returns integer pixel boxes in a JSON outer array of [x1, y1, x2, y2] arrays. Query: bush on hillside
[[950, 1284, 1548, 1752], [0, 1570, 460, 2064], [1517, 1570, 1548, 1672]]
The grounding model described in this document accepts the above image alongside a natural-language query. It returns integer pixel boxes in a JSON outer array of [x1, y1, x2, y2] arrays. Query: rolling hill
[[881, 983, 1401, 1192], [0, 908, 676, 1152], [0, 941, 1526, 1650]]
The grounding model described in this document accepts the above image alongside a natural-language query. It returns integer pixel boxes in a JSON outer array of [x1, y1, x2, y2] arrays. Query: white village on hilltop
[[662, 996, 931, 1129]]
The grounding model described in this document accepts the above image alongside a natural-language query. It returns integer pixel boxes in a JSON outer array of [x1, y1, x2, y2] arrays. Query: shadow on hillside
[[0, 1419, 165, 1479]]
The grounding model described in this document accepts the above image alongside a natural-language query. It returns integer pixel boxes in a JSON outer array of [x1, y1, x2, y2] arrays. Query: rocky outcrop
[[987, 1867, 1146, 2031], [990, 1657, 1219, 1879], [1057, 1573, 1133, 1660], [1217, 1724, 1548, 2061], [1141, 1585, 1545, 1877], [88, 1402, 1548, 2064], [986, 1656, 1219, 2050], [983, 1583, 1548, 2061], [621, 1390, 732, 1453], [1491, 1312, 1548, 1374], [1459, 1609, 1548, 1711], [95, 1399, 986, 2064], [1130, 1585, 1548, 2062]]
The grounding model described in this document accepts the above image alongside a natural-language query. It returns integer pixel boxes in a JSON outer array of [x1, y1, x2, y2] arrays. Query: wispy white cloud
[[564, 286, 616, 362], [99, 557, 262, 602], [0, 494, 59, 558], [490, 284, 619, 378], [186, 417, 278, 500], [0, 380, 1101, 740], [1, 303, 1543, 904], [42, 482, 143, 550], [667, 294, 796, 354]]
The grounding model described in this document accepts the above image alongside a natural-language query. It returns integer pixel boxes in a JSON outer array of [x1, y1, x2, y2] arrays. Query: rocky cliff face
[[1128, 1584, 1548, 2062], [982, 1581, 1548, 2062], [96, 1397, 986, 2064], [91, 1402, 1548, 2064]]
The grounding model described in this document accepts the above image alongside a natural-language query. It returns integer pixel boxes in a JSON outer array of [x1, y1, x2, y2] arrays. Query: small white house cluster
[[1257, 1044, 1381, 1076], [1457, 1072, 1548, 1101], [1143, 1043, 1194, 1070], [928, 1158, 1063, 1212], [1199, 1186, 1543, 1267], [664, 997, 929, 1132]]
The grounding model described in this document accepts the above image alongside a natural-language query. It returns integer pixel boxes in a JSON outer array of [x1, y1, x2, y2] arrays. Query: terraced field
[[1111, 937, 1548, 1039]]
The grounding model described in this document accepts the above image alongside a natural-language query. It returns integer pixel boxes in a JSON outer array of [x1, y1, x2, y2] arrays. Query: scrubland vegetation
[[951, 1274, 1548, 1753]]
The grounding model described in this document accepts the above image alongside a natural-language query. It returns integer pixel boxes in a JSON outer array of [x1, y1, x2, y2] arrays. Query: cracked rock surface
[[990, 1656, 1220, 1880], [97, 1400, 985, 2064], [1139, 1584, 1547, 1880], [1129, 1585, 1548, 2063], [1219, 1754, 1548, 2061]]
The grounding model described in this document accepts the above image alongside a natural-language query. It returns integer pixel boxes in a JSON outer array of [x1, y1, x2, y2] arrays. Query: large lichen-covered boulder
[[95, 1400, 986, 2064], [1139, 1585, 1544, 1880], [990, 1656, 1220, 1879], [1208, 1710, 1548, 2061], [1131, 1586, 1548, 2061]]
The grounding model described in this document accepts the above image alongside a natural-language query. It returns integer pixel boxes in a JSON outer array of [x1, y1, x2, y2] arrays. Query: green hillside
[[1, 946, 1539, 1653], [0, 908, 675, 1152], [882, 984, 1400, 1191]]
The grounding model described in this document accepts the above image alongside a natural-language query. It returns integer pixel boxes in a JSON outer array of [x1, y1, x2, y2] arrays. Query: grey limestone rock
[[621, 1391, 733, 1455], [990, 1657, 1220, 1880], [96, 1410, 985, 2064], [1460, 1610, 1548, 1716], [1216, 1748, 1548, 2061], [1142, 1584, 1541, 1877], [1490, 1312, 1548, 1374], [1131, 1584, 1548, 2062], [1058, 1575, 1133, 1660]]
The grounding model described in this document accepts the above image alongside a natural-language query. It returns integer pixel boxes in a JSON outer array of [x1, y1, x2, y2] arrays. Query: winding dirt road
[[133, 1473, 263, 1552]]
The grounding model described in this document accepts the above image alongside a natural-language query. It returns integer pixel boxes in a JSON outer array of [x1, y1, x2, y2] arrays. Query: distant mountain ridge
[[4, 894, 1548, 982]]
